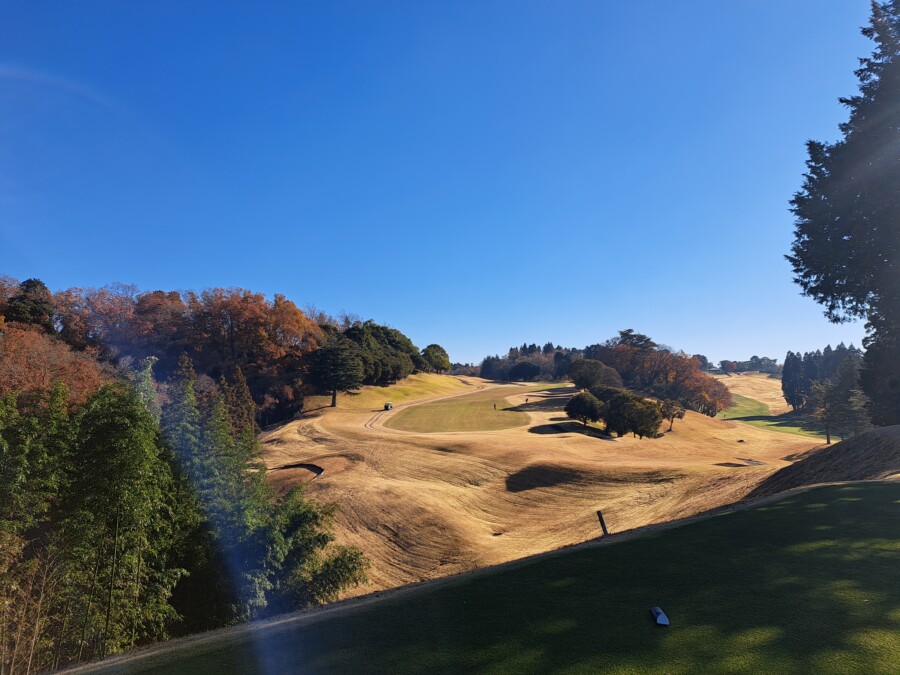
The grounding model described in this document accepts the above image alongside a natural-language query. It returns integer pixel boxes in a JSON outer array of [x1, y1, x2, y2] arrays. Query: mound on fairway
[[749, 425, 900, 497], [384, 385, 543, 433], [84, 483, 900, 674]]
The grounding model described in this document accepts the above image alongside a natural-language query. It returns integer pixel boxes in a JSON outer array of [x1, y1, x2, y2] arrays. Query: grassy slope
[[104, 483, 900, 674], [384, 385, 554, 433], [718, 392, 825, 439], [304, 373, 475, 411]]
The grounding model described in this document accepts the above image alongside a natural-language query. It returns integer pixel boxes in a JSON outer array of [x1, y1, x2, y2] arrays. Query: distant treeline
[[0, 274, 452, 670], [474, 329, 732, 417], [718, 355, 781, 374]]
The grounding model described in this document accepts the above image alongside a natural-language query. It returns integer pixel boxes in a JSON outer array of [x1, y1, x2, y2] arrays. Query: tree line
[[718, 355, 781, 374], [0, 354, 367, 672], [0, 277, 450, 424], [782, 344, 869, 443]]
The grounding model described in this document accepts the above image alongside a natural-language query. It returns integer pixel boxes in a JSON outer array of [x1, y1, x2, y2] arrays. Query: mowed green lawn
[[718, 392, 826, 439], [383, 385, 549, 433], [102, 483, 900, 674]]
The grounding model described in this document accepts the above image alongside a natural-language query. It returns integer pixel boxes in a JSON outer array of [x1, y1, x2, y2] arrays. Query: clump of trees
[[782, 344, 870, 442], [0, 348, 368, 673], [787, 1, 900, 426], [781, 344, 864, 411], [564, 387, 664, 439], [480, 342, 578, 381], [479, 330, 731, 418]]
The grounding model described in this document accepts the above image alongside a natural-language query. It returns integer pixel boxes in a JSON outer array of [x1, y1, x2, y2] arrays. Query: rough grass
[[719, 393, 826, 439], [384, 385, 553, 433], [93, 482, 900, 674]]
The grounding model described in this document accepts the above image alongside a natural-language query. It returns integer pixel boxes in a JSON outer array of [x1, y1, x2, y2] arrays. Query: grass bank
[[90, 482, 900, 674]]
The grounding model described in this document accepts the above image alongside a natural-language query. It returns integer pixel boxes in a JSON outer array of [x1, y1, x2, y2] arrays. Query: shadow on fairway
[[731, 412, 824, 434], [505, 464, 587, 492], [528, 421, 613, 440]]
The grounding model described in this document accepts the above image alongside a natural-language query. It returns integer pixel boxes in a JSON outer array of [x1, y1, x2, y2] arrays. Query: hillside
[[748, 426, 900, 498], [714, 372, 792, 415], [260, 372, 823, 596]]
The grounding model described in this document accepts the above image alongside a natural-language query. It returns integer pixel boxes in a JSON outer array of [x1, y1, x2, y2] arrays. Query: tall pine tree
[[788, 1, 900, 424]]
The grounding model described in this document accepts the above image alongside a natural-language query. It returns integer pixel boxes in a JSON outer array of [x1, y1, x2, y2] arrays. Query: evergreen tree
[[60, 384, 183, 663], [568, 359, 623, 390], [222, 367, 257, 437], [306, 339, 365, 407], [810, 380, 836, 444], [830, 355, 871, 438], [421, 344, 451, 373], [787, 1, 900, 424], [782, 351, 804, 410], [564, 392, 605, 427], [4, 278, 56, 333]]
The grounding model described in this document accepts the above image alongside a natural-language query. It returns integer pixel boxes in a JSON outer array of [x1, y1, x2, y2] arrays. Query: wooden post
[[596, 510, 609, 536]]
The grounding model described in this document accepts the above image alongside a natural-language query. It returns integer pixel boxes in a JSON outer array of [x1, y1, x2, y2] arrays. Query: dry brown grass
[[715, 371, 792, 414], [261, 374, 825, 597], [747, 425, 900, 497]]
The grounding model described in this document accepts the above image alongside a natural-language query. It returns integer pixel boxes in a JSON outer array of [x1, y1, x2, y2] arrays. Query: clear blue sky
[[0, 1, 872, 365]]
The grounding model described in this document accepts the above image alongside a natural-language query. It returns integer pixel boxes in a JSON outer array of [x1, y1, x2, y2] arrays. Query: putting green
[[383, 385, 543, 433]]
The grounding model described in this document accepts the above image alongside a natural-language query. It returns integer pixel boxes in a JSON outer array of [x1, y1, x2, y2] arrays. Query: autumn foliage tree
[[0, 324, 109, 406]]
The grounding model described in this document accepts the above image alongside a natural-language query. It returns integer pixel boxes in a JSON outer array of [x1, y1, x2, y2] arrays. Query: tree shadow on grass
[[528, 420, 613, 440], [507, 390, 572, 414], [730, 412, 825, 435]]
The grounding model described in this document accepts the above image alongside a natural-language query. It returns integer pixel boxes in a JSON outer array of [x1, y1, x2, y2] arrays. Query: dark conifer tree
[[306, 339, 365, 407], [4, 278, 57, 332], [788, 1, 900, 424]]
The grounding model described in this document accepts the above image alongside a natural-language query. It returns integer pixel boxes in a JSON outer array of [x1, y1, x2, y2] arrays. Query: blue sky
[[0, 1, 872, 365]]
